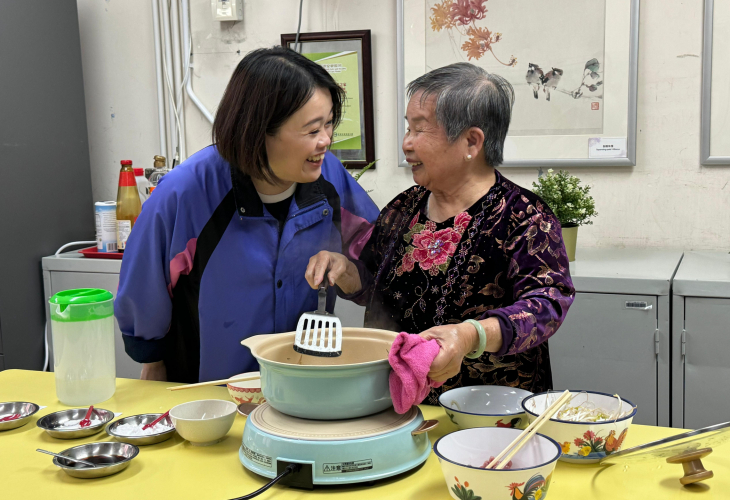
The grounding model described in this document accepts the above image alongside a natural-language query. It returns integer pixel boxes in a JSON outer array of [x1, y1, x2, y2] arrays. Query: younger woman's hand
[[305, 251, 362, 294]]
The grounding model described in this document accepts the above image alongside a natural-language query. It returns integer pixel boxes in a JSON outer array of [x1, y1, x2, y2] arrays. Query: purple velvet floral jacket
[[341, 170, 575, 397]]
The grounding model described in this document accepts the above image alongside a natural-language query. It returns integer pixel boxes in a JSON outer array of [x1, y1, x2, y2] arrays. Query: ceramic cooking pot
[[242, 328, 397, 420]]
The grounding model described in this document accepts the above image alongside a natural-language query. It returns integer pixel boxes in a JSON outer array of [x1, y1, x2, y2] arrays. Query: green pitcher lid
[[49, 288, 113, 304]]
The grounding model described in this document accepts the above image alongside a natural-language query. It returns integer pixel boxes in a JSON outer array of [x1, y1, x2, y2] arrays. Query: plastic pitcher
[[49, 288, 116, 405]]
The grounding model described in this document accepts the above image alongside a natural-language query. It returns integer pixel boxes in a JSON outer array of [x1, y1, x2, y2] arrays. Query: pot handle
[[241, 334, 273, 352], [412, 419, 439, 436]]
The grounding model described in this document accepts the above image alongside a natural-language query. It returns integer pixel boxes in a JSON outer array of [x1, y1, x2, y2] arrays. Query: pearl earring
[[466, 154, 473, 161]]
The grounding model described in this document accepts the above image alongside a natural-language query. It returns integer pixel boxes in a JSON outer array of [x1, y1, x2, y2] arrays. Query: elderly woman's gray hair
[[407, 63, 515, 167]]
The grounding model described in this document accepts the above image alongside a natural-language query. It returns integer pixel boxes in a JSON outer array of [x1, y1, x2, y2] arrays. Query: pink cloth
[[389, 332, 444, 414], [168, 237, 198, 297]]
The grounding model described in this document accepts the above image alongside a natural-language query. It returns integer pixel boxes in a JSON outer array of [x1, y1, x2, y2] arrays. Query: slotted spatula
[[294, 278, 342, 357]]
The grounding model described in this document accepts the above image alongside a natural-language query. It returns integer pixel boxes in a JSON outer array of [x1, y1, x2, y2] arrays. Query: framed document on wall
[[701, 0, 730, 165], [397, 0, 640, 167], [282, 30, 375, 169]]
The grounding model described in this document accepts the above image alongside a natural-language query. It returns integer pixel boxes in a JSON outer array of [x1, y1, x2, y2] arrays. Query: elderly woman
[[306, 63, 574, 401]]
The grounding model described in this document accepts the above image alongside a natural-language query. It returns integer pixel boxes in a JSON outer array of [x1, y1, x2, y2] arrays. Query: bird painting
[[525, 63, 544, 99], [507, 472, 551, 500], [540, 68, 563, 102], [604, 428, 629, 455], [496, 417, 522, 428]]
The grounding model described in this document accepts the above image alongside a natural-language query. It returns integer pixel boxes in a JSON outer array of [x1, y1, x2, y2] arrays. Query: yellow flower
[[560, 441, 571, 454], [429, 1, 455, 32], [579, 446, 592, 457]]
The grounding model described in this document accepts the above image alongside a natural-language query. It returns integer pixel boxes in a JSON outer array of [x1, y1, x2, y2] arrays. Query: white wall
[[77, 0, 730, 250]]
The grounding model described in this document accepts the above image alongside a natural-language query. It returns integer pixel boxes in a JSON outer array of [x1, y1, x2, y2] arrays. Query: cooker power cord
[[229, 463, 301, 500]]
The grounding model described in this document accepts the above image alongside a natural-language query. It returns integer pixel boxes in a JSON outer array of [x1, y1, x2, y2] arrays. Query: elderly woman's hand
[[419, 323, 479, 382], [420, 318, 503, 382], [305, 251, 363, 294]]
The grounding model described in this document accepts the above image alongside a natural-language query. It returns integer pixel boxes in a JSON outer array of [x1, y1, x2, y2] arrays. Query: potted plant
[[532, 169, 596, 262]]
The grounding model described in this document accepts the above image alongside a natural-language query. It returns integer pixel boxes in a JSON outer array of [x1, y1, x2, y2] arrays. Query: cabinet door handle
[[625, 301, 652, 310]]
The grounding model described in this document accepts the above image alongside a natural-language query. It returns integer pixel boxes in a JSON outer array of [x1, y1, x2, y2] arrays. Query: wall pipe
[[160, 0, 178, 155], [151, 0, 168, 158], [181, 0, 215, 124], [170, 0, 187, 159]]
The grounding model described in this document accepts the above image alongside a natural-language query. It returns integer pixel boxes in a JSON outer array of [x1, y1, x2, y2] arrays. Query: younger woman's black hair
[[213, 46, 344, 183]]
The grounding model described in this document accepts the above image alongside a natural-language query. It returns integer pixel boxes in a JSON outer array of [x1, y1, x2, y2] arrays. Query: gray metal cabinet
[[672, 252, 730, 430], [549, 248, 683, 427], [41, 254, 141, 380]]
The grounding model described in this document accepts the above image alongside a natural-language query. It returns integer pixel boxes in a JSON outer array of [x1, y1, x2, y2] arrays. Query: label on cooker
[[242, 444, 272, 468], [323, 459, 373, 474]]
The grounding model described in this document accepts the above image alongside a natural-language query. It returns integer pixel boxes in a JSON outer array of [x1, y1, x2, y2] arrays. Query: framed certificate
[[701, 0, 730, 165], [397, 0, 640, 167], [282, 30, 376, 169]]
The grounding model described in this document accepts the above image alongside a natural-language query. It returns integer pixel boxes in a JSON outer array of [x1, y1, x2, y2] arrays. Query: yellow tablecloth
[[1, 369, 728, 499]]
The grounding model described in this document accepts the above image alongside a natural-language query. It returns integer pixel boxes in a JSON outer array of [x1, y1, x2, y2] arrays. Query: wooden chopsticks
[[166, 373, 260, 391], [485, 390, 572, 470]]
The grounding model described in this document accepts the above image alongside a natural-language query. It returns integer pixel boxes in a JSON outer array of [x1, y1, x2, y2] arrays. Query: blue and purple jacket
[[115, 146, 378, 382]]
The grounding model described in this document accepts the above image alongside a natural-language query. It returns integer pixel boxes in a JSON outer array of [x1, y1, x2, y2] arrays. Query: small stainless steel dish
[[52, 441, 139, 479], [106, 413, 176, 445], [36, 407, 115, 439], [0, 402, 41, 431]]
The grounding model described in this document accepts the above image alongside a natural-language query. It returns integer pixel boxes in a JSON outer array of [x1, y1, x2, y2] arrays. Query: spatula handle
[[317, 272, 328, 314]]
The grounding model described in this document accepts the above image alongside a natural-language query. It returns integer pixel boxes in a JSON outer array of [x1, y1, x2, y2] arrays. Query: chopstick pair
[[485, 390, 572, 470], [166, 373, 260, 391]]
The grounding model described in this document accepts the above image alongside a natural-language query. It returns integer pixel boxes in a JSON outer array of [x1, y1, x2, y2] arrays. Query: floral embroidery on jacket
[[398, 211, 473, 276]]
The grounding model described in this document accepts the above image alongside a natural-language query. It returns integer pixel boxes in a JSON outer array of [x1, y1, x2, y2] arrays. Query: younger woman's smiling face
[[264, 87, 334, 189]]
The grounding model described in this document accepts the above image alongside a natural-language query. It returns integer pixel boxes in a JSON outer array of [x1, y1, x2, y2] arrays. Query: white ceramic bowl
[[226, 372, 265, 405], [439, 386, 532, 430], [522, 390, 637, 464], [170, 399, 237, 446], [435, 427, 561, 500]]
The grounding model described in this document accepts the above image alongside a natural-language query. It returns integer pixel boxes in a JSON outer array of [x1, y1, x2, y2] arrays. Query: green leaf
[[352, 159, 378, 182], [585, 58, 600, 72], [531, 169, 597, 226]]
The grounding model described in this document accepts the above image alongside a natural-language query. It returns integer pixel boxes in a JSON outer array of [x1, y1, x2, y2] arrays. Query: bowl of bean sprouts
[[521, 390, 637, 464]]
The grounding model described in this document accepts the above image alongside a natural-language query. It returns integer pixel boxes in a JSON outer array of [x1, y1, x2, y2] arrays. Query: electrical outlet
[[211, 0, 243, 21]]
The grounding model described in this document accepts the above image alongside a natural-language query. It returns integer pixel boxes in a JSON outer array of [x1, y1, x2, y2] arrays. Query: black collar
[[229, 164, 327, 217]]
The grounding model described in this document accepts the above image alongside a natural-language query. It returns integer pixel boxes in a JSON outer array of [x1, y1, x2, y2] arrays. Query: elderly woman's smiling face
[[403, 91, 481, 192]]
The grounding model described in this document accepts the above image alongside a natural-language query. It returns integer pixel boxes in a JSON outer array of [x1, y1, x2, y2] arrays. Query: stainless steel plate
[[106, 413, 176, 445], [36, 407, 115, 439], [52, 441, 139, 479], [0, 402, 40, 431]]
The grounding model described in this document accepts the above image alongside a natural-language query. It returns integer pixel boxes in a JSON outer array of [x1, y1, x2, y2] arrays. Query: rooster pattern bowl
[[434, 427, 561, 500], [522, 390, 637, 464]]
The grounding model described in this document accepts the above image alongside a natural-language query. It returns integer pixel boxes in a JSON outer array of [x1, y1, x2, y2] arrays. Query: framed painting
[[282, 30, 375, 169], [397, 0, 640, 167], [701, 0, 730, 165]]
